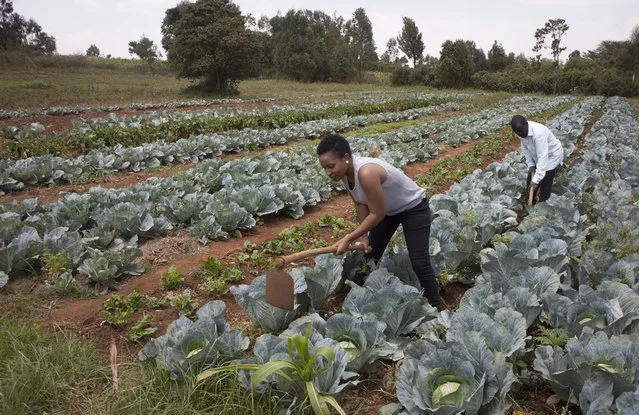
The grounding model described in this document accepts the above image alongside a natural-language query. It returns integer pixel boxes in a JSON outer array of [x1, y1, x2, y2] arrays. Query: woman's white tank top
[[342, 156, 425, 216]]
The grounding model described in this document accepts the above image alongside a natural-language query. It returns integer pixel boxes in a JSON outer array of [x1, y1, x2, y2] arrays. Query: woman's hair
[[316, 133, 352, 157]]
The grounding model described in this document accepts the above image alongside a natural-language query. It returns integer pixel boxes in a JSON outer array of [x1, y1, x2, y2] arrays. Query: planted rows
[[0, 97, 280, 120], [0, 89, 408, 121], [2, 93, 469, 158], [0, 100, 470, 194], [136, 97, 605, 414], [0, 96, 574, 292]]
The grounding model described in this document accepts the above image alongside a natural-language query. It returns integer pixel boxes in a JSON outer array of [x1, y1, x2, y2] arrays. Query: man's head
[[511, 115, 529, 138]]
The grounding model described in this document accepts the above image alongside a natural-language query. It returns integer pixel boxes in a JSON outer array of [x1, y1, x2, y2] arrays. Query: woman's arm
[[334, 164, 386, 254], [352, 199, 369, 224]]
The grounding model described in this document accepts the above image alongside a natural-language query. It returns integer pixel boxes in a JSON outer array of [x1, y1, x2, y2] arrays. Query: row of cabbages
[[393, 97, 639, 415], [0, 96, 281, 120], [0, 96, 579, 294], [135, 97, 605, 414], [0, 100, 469, 194], [529, 97, 639, 415], [0, 95, 568, 195], [0, 89, 417, 121], [0, 96, 577, 292], [2, 93, 474, 140]]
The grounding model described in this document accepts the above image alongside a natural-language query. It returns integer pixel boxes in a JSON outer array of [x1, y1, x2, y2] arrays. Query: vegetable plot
[[135, 96, 619, 414], [0, 96, 573, 293]]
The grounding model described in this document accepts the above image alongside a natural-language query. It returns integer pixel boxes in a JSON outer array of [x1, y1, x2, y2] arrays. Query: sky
[[14, 0, 639, 61]]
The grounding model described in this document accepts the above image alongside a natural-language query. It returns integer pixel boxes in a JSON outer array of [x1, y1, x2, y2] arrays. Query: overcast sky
[[15, 0, 639, 61]]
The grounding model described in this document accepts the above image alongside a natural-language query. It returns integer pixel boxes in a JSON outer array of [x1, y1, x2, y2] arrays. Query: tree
[[533, 18, 569, 64], [269, 9, 354, 82], [568, 49, 580, 60], [487, 40, 508, 71], [345, 8, 377, 78], [128, 35, 161, 69], [162, 0, 259, 92], [0, 0, 56, 53], [436, 39, 474, 88], [380, 37, 399, 65], [466, 40, 487, 73], [86, 44, 100, 56], [397, 17, 424, 67]]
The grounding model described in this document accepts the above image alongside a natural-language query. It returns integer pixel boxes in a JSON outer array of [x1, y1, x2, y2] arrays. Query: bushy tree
[[345, 8, 378, 78], [161, 0, 259, 93], [128, 35, 160, 69], [487, 40, 508, 71], [86, 44, 100, 57], [269, 9, 354, 82], [380, 37, 399, 65], [436, 39, 474, 88], [467, 40, 487, 72], [397, 17, 424, 67], [0, 0, 56, 53], [533, 18, 569, 64]]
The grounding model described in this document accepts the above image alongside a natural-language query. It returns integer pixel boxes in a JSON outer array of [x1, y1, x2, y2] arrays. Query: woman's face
[[318, 151, 350, 181]]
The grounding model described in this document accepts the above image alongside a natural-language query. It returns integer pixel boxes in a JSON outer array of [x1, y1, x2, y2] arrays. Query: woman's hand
[[333, 236, 352, 255], [333, 235, 371, 255]]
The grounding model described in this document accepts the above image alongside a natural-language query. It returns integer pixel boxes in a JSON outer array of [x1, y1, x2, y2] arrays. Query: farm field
[[1, 77, 638, 415]]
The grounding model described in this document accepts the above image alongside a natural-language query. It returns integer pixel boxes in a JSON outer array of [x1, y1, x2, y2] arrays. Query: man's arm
[[530, 128, 550, 186]]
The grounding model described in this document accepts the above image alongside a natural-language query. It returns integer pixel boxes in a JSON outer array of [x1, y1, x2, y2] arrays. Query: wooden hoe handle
[[274, 245, 363, 268]]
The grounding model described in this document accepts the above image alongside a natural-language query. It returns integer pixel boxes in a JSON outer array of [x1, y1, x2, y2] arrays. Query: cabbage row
[[0, 95, 569, 197], [0, 89, 409, 121], [390, 97, 639, 415], [142, 97, 599, 413], [3, 93, 470, 140], [0, 96, 576, 292], [0, 97, 280, 120], [0, 100, 469, 194]]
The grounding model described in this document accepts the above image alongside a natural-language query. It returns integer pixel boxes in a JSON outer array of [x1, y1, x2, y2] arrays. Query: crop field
[[1, 81, 638, 415]]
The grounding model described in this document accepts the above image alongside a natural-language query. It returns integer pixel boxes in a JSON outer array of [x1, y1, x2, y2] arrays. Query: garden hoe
[[266, 245, 364, 310]]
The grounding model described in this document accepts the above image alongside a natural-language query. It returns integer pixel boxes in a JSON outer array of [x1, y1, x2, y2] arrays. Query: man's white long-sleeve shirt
[[519, 121, 564, 185]]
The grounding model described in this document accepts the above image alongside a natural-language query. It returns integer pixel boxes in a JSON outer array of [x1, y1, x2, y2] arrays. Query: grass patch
[[0, 319, 280, 414], [0, 319, 111, 415]]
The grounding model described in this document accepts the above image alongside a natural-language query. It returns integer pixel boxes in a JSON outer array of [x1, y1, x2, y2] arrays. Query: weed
[[159, 265, 184, 290]]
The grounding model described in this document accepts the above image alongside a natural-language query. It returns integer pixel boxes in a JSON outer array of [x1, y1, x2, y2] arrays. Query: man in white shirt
[[510, 115, 564, 205]]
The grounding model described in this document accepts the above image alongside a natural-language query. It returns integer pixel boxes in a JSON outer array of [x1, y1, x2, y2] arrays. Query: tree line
[[2, 0, 637, 96]]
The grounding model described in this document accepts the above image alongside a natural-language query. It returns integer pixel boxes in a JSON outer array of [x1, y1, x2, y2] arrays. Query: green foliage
[[472, 61, 638, 96], [197, 324, 346, 415], [0, 319, 110, 414], [99, 289, 144, 327], [270, 9, 355, 82], [161, 0, 259, 93], [397, 17, 424, 67], [436, 40, 475, 88], [1, 96, 444, 158], [143, 294, 167, 309], [318, 214, 354, 237], [487, 40, 509, 72], [42, 248, 69, 277], [126, 313, 157, 342], [159, 265, 184, 291], [534, 327, 569, 348], [170, 289, 199, 316], [128, 35, 161, 67], [86, 44, 100, 57], [0, 0, 56, 54], [533, 18, 570, 64], [345, 8, 378, 78], [249, 249, 275, 269], [198, 257, 244, 295]]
